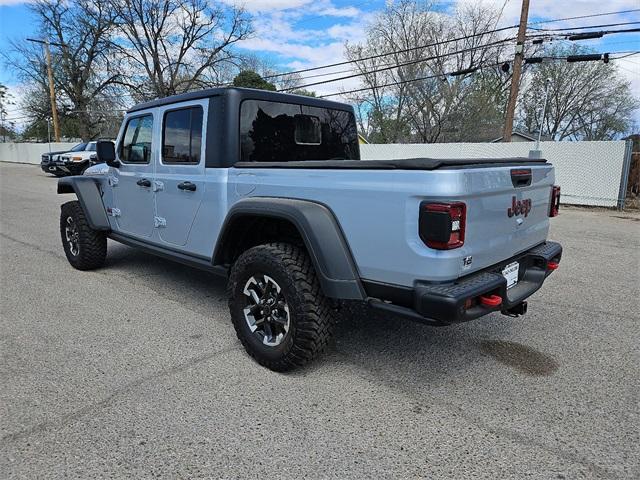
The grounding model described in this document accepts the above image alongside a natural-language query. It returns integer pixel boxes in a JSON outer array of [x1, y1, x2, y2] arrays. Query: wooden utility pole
[[43, 40, 60, 142], [27, 38, 60, 142], [502, 0, 530, 142]]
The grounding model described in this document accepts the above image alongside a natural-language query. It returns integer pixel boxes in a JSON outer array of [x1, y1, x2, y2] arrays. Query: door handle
[[177, 181, 197, 192], [136, 178, 151, 187]]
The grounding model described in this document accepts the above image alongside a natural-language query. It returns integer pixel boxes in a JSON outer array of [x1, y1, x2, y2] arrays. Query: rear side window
[[120, 115, 153, 164], [162, 106, 203, 164], [239, 100, 359, 162]]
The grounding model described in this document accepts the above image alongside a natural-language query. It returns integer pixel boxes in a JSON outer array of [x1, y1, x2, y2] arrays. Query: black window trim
[[161, 105, 204, 166], [118, 112, 154, 165]]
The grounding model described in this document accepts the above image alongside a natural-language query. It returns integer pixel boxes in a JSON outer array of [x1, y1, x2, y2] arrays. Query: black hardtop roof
[[127, 87, 354, 114]]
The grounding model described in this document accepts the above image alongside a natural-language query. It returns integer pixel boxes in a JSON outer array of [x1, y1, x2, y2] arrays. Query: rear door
[[112, 113, 156, 239], [154, 100, 206, 249]]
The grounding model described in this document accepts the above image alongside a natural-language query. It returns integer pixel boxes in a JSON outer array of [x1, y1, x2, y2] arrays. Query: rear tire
[[228, 243, 335, 371], [60, 200, 107, 270]]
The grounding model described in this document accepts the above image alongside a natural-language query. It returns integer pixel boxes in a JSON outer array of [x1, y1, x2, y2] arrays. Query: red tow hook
[[479, 294, 503, 307], [547, 261, 559, 271]]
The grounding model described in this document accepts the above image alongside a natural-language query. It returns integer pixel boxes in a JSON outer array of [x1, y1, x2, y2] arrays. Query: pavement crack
[[1, 345, 238, 443], [0, 231, 62, 259]]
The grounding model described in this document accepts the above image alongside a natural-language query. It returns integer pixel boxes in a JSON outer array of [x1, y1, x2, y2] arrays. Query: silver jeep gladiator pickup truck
[[57, 87, 562, 371]]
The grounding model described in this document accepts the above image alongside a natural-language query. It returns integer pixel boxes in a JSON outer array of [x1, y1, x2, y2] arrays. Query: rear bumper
[[365, 241, 562, 325]]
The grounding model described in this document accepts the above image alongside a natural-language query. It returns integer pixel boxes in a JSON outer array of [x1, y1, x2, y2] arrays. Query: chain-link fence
[[361, 140, 633, 209]]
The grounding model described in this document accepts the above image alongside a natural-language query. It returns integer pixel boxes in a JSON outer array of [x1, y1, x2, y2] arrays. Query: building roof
[[491, 131, 538, 143]]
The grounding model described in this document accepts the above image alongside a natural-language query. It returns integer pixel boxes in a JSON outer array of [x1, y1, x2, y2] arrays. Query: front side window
[[239, 100, 359, 162], [120, 115, 153, 164], [86, 142, 97, 152], [162, 106, 203, 164]]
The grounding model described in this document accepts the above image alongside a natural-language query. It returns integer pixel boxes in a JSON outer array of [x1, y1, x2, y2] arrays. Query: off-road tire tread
[[60, 200, 107, 270], [228, 243, 334, 371]]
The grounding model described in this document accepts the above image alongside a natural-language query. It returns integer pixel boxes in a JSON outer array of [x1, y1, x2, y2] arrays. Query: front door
[[154, 102, 205, 248], [112, 113, 156, 239]]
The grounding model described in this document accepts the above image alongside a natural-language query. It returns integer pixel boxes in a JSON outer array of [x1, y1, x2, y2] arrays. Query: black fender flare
[[57, 176, 110, 231], [214, 197, 365, 301]]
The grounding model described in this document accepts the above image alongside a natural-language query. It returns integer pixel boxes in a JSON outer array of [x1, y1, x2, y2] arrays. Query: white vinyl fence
[[361, 140, 633, 208], [0, 142, 77, 165], [1, 140, 632, 208]]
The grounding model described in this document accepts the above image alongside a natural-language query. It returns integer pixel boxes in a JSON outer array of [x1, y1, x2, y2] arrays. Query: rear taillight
[[549, 185, 561, 217], [419, 202, 466, 250]]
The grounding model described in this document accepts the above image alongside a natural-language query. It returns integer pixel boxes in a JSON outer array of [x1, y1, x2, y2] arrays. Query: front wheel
[[228, 243, 335, 371], [60, 200, 107, 270]]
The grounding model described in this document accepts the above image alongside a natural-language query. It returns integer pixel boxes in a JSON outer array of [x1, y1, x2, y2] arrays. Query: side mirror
[[96, 141, 119, 168]]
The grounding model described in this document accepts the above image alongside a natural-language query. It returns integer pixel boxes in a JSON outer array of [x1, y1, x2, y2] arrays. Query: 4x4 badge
[[508, 196, 532, 218]]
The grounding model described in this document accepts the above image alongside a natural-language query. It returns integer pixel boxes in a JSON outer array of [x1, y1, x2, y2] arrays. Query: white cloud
[[230, 1, 376, 96], [0, 0, 30, 5], [221, 0, 312, 13], [315, 6, 361, 18], [455, 0, 640, 27], [233, 0, 640, 102], [326, 23, 362, 42], [616, 58, 640, 101]]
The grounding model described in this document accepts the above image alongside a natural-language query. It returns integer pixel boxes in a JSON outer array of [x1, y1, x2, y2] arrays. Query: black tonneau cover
[[234, 157, 547, 170]]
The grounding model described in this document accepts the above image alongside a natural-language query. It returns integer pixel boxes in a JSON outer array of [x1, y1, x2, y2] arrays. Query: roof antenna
[[530, 78, 552, 159]]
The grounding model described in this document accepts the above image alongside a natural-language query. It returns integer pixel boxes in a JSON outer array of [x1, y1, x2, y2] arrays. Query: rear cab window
[[119, 115, 153, 164], [239, 100, 359, 162]]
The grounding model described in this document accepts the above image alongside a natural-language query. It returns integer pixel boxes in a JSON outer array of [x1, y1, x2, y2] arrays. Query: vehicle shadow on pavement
[[104, 242, 557, 384]]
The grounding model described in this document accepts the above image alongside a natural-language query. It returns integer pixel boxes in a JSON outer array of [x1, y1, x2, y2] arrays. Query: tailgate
[[458, 165, 555, 277]]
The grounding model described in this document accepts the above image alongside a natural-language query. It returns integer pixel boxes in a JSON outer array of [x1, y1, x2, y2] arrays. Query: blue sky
[[1, 0, 639, 117]]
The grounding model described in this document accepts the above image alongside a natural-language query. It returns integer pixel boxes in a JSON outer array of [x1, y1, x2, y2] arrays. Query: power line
[[288, 32, 560, 84], [283, 26, 639, 90], [318, 60, 508, 99], [264, 8, 640, 83], [317, 50, 640, 99], [529, 20, 640, 31], [560, 27, 640, 41], [278, 36, 516, 92], [528, 9, 640, 25], [612, 51, 640, 59], [264, 24, 520, 80]]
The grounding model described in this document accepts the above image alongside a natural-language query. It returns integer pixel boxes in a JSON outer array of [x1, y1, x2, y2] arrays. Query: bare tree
[[5, 0, 121, 140], [344, 0, 512, 143], [0, 83, 17, 141], [110, 0, 252, 100], [518, 45, 639, 141]]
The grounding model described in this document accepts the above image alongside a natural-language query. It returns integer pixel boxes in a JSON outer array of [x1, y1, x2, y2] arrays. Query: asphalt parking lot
[[1, 161, 639, 479]]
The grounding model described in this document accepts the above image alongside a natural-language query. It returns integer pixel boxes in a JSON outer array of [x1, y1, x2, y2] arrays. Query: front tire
[[228, 243, 335, 371], [60, 200, 107, 270]]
